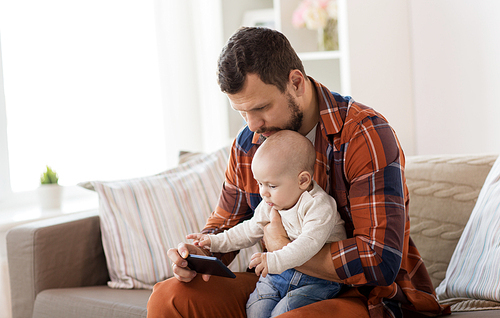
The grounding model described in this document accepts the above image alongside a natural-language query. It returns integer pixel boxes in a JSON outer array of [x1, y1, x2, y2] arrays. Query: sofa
[[6, 153, 500, 318]]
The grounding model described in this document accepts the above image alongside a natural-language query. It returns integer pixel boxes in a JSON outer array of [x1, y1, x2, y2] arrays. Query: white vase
[[38, 184, 63, 210]]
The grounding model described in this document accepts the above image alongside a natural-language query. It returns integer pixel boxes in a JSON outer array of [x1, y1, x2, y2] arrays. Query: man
[[147, 27, 449, 318]]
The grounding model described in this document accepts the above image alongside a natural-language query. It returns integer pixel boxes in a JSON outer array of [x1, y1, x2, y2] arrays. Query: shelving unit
[[273, 0, 350, 95]]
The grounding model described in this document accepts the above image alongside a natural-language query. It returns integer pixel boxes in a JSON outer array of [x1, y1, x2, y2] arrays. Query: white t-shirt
[[305, 124, 317, 145]]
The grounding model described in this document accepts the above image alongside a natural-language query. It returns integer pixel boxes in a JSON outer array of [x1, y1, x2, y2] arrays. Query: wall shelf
[[298, 50, 342, 61]]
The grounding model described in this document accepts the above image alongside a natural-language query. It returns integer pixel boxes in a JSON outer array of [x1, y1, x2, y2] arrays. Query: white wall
[[345, 0, 500, 156], [410, 0, 500, 155], [346, 0, 416, 155]]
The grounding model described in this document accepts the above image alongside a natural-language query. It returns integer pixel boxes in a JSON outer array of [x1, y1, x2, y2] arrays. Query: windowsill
[[0, 185, 99, 232]]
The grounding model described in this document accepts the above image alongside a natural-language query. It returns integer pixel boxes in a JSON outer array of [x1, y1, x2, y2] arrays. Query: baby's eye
[[269, 185, 277, 189]]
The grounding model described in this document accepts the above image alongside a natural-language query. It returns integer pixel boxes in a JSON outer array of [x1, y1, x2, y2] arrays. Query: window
[[0, 0, 167, 192]]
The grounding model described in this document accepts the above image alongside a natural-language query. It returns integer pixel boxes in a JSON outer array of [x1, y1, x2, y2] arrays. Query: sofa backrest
[[406, 154, 498, 289]]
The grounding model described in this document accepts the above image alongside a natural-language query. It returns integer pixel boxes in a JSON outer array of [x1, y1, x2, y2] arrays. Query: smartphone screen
[[185, 254, 236, 278]]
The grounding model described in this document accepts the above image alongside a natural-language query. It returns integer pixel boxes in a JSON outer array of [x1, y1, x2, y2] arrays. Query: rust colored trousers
[[147, 272, 370, 318]]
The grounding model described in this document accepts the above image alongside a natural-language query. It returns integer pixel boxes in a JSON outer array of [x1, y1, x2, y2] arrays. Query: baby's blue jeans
[[246, 268, 343, 318]]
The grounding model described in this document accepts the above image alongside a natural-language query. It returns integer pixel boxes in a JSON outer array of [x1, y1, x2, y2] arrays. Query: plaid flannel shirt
[[202, 77, 449, 318]]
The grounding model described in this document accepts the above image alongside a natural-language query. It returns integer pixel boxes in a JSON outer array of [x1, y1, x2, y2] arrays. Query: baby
[[188, 130, 346, 318]]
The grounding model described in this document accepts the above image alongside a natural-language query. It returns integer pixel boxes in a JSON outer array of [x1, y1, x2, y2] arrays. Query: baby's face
[[252, 160, 304, 211]]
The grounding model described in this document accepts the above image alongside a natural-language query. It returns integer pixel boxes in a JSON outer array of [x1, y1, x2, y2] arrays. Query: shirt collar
[[251, 131, 265, 145], [310, 76, 344, 136]]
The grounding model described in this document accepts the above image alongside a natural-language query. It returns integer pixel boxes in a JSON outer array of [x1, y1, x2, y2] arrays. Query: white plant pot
[[38, 184, 63, 210]]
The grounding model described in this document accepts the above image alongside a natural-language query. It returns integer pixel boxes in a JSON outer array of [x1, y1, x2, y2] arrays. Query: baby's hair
[[255, 130, 316, 176]]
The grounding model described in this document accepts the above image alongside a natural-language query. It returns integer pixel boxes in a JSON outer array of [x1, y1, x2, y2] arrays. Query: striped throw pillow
[[92, 146, 261, 289], [436, 155, 500, 306]]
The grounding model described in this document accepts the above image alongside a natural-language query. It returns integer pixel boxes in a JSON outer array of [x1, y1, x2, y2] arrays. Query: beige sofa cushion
[[33, 286, 150, 318], [406, 154, 498, 289]]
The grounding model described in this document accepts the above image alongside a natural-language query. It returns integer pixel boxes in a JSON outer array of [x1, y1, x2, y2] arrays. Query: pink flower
[[292, 0, 311, 28], [292, 0, 337, 30], [317, 0, 330, 9]]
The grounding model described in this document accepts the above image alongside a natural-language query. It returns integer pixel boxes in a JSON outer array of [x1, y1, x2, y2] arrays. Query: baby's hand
[[186, 233, 211, 249], [249, 252, 269, 277]]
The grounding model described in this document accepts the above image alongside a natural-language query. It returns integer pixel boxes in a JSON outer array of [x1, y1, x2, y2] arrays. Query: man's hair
[[217, 27, 306, 94]]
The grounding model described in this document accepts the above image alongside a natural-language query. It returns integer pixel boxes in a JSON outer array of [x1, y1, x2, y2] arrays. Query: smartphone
[[185, 254, 236, 278]]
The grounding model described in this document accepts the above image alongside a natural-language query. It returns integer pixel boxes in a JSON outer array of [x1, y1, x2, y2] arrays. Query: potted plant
[[38, 165, 63, 209]]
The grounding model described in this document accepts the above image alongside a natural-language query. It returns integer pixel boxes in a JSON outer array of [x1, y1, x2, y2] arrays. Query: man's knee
[[147, 278, 181, 318]]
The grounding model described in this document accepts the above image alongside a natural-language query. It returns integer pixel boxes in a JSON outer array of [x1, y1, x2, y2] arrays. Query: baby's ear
[[298, 171, 312, 190]]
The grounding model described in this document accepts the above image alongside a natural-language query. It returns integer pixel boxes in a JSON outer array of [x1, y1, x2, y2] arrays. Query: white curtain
[[0, 0, 228, 192], [0, 36, 11, 199], [155, 0, 229, 166], [0, 0, 167, 191]]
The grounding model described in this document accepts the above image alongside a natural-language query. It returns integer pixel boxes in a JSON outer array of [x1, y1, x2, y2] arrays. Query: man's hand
[[249, 252, 269, 277], [263, 208, 342, 282], [263, 208, 291, 252], [167, 242, 212, 283], [186, 233, 211, 249]]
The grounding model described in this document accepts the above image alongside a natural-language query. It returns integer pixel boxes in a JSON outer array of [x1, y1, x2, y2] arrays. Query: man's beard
[[256, 93, 303, 135]]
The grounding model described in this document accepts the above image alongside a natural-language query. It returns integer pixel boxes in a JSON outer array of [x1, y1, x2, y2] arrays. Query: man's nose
[[245, 113, 264, 132]]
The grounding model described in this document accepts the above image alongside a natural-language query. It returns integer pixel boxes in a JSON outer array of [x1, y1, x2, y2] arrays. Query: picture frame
[[242, 8, 275, 29]]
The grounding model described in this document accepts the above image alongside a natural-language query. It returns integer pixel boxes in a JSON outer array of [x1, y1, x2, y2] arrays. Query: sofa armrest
[[7, 210, 109, 318]]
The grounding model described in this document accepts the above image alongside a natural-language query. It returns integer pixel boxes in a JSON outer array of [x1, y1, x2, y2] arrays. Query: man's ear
[[289, 70, 306, 97], [298, 171, 312, 190]]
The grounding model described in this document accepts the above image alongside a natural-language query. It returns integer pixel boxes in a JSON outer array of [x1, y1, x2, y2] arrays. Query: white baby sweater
[[209, 181, 347, 274]]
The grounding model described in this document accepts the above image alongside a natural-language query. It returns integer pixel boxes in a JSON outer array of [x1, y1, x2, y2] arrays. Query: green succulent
[[40, 166, 59, 184]]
